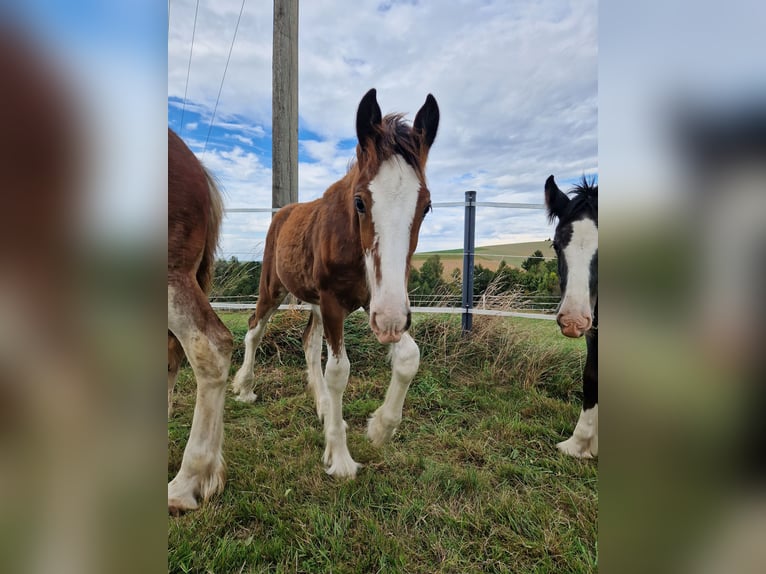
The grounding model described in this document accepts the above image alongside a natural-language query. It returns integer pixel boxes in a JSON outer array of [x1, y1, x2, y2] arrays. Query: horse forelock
[[351, 113, 427, 182], [566, 177, 598, 224]]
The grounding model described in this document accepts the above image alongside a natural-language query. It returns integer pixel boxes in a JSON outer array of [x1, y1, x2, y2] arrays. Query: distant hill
[[412, 240, 555, 278]]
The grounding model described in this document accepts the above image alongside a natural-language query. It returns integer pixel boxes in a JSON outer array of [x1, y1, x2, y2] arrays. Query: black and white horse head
[[545, 174, 598, 458], [545, 175, 598, 338]]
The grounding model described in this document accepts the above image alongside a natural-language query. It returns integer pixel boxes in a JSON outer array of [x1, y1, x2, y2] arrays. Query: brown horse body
[[233, 89, 439, 477], [167, 128, 233, 513]]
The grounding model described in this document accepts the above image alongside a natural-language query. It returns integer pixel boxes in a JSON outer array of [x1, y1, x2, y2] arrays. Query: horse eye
[[354, 196, 366, 214], [423, 203, 432, 217]]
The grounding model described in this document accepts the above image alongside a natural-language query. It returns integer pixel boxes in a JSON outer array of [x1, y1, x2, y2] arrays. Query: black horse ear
[[545, 175, 569, 222], [356, 88, 382, 148], [413, 93, 439, 149]]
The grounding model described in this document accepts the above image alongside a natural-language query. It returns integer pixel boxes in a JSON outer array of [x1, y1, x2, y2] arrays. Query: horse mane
[[349, 113, 424, 176], [570, 175, 598, 200], [567, 175, 598, 220]]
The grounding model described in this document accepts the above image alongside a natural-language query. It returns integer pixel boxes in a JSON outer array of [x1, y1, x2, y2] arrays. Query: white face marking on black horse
[[545, 175, 598, 338], [555, 219, 597, 337]]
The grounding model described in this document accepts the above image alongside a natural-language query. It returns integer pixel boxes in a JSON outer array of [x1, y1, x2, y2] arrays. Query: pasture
[[412, 240, 556, 276], [168, 311, 597, 573]]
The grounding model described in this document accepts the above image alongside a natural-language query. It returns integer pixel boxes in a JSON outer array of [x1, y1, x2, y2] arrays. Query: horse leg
[[303, 304, 329, 421], [320, 295, 360, 478], [367, 332, 420, 447], [167, 332, 184, 418], [557, 329, 598, 458], [231, 301, 280, 402], [167, 278, 233, 514]]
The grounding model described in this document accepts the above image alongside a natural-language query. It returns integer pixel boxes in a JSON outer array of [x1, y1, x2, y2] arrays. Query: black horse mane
[[567, 175, 598, 220]]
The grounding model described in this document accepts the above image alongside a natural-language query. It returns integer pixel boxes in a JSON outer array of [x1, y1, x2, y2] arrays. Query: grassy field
[[411, 240, 556, 277], [168, 311, 597, 573]]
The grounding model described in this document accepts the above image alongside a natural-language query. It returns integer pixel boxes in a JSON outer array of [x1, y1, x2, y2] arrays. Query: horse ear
[[356, 88, 382, 148], [414, 93, 439, 150], [545, 175, 569, 221]]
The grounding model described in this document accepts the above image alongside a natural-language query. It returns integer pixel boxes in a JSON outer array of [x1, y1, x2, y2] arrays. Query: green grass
[[168, 311, 596, 573]]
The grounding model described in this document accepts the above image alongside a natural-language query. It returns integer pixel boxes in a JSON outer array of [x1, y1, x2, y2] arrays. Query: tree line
[[407, 250, 559, 302]]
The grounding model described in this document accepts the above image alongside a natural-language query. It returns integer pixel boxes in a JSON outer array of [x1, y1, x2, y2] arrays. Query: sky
[[168, 0, 597, 261]]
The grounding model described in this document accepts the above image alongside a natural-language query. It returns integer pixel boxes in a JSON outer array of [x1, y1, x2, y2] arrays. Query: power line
[[203, 0, 247, 157], [179, 0, 201, 136]]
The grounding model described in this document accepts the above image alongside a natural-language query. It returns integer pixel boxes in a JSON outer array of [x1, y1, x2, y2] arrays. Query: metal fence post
[[461, 190, 477, 334]]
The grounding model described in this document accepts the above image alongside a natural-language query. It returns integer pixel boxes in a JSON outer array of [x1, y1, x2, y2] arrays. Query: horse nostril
[[404, 312, 411, 332]]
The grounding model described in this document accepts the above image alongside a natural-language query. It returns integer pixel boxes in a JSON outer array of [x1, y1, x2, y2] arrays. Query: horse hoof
[[168, 499, 197, 516], [324, 459, 361, 479], [322, 442, 360, 479], [556, 436, 596, 459], [235, 391, 257, 403], [167, 491, 199, 515], [367, 410, 399, 447]]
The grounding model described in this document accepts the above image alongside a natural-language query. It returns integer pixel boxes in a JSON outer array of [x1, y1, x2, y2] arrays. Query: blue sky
[[168, 0, 597, 261], [168, 96, 359, 167], [5, 0, 164, 57]]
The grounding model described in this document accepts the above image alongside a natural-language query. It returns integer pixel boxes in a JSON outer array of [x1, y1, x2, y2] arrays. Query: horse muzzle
[[557, 314, 592, 338], [370, 310, 411, 344]]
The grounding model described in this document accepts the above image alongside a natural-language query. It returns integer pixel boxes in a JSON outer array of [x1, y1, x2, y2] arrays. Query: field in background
[[412, 240, 556, 276], [168, 311, 597, 573]]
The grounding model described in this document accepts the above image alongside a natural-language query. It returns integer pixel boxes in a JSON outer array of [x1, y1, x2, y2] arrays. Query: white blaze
[[559, 218, 598, 321], [366, 156, 420, 336]]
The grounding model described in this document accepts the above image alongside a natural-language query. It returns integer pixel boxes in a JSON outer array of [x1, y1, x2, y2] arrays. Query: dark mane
[[350, 113, 424, 176], [378, 113, 422, 167], [571, 175, 598, 201], [566, 175, 598, 221]]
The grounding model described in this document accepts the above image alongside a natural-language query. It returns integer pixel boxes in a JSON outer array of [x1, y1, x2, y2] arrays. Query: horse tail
[[197, 167, 224, 294]]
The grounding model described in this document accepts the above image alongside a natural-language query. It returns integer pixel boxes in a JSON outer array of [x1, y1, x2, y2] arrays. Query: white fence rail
[[211, 301, 556, 321]]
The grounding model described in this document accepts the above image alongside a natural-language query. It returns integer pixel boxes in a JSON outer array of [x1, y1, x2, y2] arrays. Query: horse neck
[[314, 171, 365, 267]]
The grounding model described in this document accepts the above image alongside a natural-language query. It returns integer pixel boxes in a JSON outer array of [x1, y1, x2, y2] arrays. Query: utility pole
[[272, 0, 298, 211]]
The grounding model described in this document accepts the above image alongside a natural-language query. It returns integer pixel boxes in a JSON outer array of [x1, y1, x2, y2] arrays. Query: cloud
[[169, 0, 597, 256], [226, 133, 254, 146]]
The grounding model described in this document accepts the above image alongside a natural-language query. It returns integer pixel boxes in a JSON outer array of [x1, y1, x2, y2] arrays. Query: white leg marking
[[168, 285, 231, 513], [168, 367, 228, 511], [367, 332, 420, 447], [304, 306, 329, 420], [557, 404, 598, 459], [322, 344, 360, 478], [232, 309, 275, 403]]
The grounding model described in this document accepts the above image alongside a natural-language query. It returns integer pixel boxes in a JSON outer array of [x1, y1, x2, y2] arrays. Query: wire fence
[[215, 194, 559, 325], [210, 293, 559, 313]]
